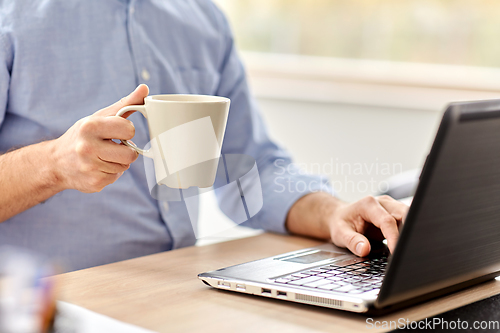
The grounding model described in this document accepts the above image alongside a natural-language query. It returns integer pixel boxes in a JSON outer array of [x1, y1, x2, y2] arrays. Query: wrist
[[286, 191, 345, 239], [314, 192, 347, 237], [39, 140, 66, 192]]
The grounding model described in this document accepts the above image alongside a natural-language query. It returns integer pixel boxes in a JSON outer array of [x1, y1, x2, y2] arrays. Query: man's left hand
[[286, 192, 409, 257]]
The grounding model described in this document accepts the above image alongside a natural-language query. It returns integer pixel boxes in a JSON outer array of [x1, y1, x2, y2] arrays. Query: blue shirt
[[0, 0, 330, 271]]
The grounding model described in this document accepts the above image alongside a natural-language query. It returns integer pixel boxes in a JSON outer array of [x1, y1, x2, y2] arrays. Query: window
[[215, 0, 500, 68]]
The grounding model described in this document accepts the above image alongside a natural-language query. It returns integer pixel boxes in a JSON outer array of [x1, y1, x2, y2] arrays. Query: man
[[0, 0, 408, 271]]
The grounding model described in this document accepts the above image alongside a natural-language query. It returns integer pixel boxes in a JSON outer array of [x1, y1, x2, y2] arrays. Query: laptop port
[[218, 281, 230, 288], [236, 284, 246, 291], [261, 288, 272, 296], [277, 291, 287, 298]]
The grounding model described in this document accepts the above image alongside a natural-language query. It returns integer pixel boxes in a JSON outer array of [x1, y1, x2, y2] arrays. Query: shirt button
[[141, 69, 150, 81], [129, 7, 135, 14]]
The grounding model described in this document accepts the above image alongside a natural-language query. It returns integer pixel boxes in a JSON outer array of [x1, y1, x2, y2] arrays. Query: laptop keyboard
[[272, 256, 387, 295]]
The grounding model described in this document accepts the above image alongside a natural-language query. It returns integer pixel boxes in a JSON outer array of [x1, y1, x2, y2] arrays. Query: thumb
[[94, 84, 149, 117], [334, 224, 371, 257]]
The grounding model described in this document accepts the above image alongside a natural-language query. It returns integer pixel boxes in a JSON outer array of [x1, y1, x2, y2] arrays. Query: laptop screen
[[379, 102, 500, 307]]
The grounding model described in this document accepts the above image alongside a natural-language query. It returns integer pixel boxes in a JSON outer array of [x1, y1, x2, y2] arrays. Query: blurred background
[[216, 0, 500, 66], [197, 0, 500, 243]]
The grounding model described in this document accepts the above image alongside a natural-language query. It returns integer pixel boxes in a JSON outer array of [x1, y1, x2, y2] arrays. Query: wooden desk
[[54, 233, 500, 332]]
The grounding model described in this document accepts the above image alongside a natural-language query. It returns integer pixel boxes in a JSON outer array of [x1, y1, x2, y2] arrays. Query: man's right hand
[[49, 84, 149, 193]]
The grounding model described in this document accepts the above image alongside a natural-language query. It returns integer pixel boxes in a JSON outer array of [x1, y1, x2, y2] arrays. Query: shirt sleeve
[[209, 5, 333, 234], [0, 31, 11, 130]]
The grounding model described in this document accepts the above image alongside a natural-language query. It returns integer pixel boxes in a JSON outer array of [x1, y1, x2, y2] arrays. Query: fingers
[[75, 139, 137, 168], [355, 196, 400, 253], [332, 222, 371, 257], [96, 140, 138, 165], [377, 195, 409, 226], [96, 158, 130, 174], [71, 144, 131, 193], [80, 115, 135, 140], [94, 84, 149, 118]]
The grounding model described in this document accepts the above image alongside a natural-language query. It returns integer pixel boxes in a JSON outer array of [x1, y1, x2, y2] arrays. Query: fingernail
[[356, 242, 365, 255]]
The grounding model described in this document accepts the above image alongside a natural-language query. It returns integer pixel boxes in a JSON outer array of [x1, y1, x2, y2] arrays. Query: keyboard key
[[349, 275, 363, 281], [287, 276, 323, 286], [303, 279, 332, 288], [342, 278, 358, 283], [274, 278, 290, 283], [366, 270, 381, 275], [317, 283, 340, 290], [291, 273, 310, 279], [327, 270, 342, 275], [348, 289, 364, 294], [371, 276, 385, 280], [326, 276, 343, 282], [338, 267, 354, 272], [334, 285, 357, 293], [316, 273, 333, 278]]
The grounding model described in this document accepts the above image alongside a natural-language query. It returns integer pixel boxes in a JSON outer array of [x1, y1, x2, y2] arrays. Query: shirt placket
[[126, 0, 151, 86]]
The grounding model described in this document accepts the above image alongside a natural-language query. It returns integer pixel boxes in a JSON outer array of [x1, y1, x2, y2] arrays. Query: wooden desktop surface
[[54, 233, 500, 333]]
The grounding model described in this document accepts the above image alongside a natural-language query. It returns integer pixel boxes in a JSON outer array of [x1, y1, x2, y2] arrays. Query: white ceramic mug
[[116, 94, 230, 189]]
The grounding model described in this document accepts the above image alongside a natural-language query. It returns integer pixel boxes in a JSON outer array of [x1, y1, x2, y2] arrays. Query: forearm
[[285, 191, 346, 240], [0, 140, 62, 222]]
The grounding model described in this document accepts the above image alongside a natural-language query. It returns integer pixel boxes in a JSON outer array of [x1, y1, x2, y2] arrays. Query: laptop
[[198, 100, 500, 314]]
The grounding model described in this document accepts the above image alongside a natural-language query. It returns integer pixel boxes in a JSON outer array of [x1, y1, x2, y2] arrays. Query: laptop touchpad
[[281, 250, 346, 264]]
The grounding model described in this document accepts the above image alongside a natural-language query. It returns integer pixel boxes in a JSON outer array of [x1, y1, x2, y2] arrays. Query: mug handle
[[115, 105, 154, 158]]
